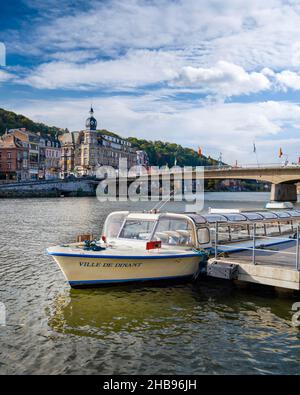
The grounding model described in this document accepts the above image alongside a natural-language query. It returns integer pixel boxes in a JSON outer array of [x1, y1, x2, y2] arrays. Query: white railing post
[[215, 222, 218, 260], [252, 223, 256, 265]]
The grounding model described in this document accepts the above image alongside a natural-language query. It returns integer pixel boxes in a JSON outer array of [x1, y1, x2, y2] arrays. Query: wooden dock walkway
[[207, 240, 300, 290]]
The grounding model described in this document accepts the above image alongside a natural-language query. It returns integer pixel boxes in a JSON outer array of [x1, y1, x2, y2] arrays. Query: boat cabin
[[102, 211, 210, 250], [102, 209, 300, 251]]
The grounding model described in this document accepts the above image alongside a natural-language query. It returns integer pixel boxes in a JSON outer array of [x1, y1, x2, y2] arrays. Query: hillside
[[0, 108, 63, 136], [0, 108, 217, 166], [128, 137, 218, 167]]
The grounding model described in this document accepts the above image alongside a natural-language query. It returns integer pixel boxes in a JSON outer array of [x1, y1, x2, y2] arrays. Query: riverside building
[[0, 132, 28, 181], [60, 107, 137, 177]]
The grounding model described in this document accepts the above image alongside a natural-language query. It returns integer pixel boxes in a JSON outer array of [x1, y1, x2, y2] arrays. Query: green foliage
[[128, 138, 218, 167], [0, 108, 218, 166], [0, 108, 62, 137], [97, 129, 120, 138]]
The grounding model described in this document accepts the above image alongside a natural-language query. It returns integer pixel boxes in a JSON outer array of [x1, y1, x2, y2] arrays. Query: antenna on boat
[[150, 186, 175, 212]]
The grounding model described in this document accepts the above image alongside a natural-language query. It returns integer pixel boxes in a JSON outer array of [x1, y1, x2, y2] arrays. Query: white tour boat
[[47, 211, 211, 287], [47, 209, 300, 287]]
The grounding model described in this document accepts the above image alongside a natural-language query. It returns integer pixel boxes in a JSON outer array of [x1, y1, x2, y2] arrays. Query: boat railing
[[213, 221, 300, 271]]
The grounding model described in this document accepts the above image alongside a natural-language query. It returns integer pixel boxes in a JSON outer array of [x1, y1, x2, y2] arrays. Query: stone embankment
[[0, 179, 98, 198]]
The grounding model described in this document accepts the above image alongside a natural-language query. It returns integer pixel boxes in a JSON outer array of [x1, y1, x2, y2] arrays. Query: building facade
[[8, 128, 40, 180], [39, 135, 61, 179], [60, 108, 137, 177], [0, 133, 28, 181], [1, 108, 139, 181], [59, 131, 80, 178]]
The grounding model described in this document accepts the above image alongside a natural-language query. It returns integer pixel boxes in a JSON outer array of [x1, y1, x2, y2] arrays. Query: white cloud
[[6, 0, 300, 98], [8, 0, 300, 72], [50, 50, 97, 63], [173, 61, 270, 96], [276, 70, 300, 91], [7, 96, 300, 164], [22, 50, 180, 89], [22, 57, 273, 98], [0, 69, 12, 83]]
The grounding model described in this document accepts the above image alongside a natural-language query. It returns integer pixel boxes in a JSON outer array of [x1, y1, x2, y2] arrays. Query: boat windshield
[[103, 212, 128, 240], [118, 220, 155, 240], [152, 217, 194, 246]]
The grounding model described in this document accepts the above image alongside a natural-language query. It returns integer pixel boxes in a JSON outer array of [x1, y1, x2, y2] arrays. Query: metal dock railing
[[207, 222, 300, 290]]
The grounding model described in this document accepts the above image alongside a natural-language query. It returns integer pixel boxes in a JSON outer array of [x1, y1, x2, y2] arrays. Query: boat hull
[[49, 253, 200, 287]]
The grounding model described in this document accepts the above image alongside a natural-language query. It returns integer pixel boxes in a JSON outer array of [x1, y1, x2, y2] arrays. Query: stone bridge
[[1, 165, 300, 202], [120, 165, 300, 202], [203, 166, 300, 202]]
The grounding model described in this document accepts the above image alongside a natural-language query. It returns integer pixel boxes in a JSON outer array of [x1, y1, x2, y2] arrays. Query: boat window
[[256, 212, 278, 219], [293, 219, 300, 227], [286, 211, 300, 218], [266, 222, 281, 236], [280, 220, 293, 234], [118, 220, 155, 240], [203, 214, 227, 223], [216, 225, 231, 243], [241, 212, 263, 221], [254, 223, 266, 236], [197, 227, 210, 244], [272, 211, 291, 219], [187, 214, 206, 224], [229, 224, 250, 241], [153, 218, 194, 246], [224, 214, 247, 221], [102, 212, 128, 240]]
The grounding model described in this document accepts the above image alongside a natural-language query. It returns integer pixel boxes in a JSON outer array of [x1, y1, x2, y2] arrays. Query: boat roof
[[127, 213, 160, 220], [190, 209, 300, 224], [110, 209, 300, 225]]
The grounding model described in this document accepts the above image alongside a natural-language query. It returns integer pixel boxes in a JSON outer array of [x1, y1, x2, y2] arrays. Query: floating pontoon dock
[[205, 210, 300, 291]]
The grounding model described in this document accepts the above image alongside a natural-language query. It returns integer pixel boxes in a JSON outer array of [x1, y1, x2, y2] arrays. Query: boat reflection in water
[[48, 285, 202, 338], [47, 282, 299, 341]]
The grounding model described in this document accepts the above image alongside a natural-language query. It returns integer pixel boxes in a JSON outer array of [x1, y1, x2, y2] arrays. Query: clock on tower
[[85, 107, 97, 131]]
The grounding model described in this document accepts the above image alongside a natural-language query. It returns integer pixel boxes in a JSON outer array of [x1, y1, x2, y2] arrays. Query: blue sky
[[1, 0, 300, 163]]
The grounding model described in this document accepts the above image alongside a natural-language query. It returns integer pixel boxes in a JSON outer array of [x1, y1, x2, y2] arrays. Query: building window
[[7, 152, 12, 159]]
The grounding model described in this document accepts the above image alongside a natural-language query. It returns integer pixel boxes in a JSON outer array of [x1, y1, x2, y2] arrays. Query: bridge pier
[[270, 183, 297, 203]]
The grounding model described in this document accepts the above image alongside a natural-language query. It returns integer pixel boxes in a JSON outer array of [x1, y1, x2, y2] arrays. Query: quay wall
[[0, 179, 98, 198]]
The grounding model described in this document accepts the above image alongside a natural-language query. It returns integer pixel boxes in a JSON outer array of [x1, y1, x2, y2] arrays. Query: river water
[[0, 192, 300, 374]]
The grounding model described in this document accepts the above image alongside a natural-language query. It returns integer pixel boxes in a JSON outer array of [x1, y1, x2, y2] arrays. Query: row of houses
[[0, 128, 61, 181], [0, 108, 148, 181]]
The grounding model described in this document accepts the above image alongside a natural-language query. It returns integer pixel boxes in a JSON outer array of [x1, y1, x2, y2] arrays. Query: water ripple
[[1, 196, 300, 374]]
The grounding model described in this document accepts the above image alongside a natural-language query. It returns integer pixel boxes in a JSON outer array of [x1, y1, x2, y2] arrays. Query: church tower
[[80, 107, 99, 175], [85, 107, 97, 131]]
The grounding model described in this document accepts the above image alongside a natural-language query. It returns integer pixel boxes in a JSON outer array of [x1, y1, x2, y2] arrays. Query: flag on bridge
[[279, 147, 283, 158], [253, 142, 256, 153]]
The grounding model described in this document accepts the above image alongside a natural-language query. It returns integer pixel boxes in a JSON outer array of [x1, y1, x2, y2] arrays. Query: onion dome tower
[[85, 107, 97, 131]]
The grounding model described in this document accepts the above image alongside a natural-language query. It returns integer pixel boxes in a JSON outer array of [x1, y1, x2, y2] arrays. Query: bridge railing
[[204, 163, 300, 170]]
